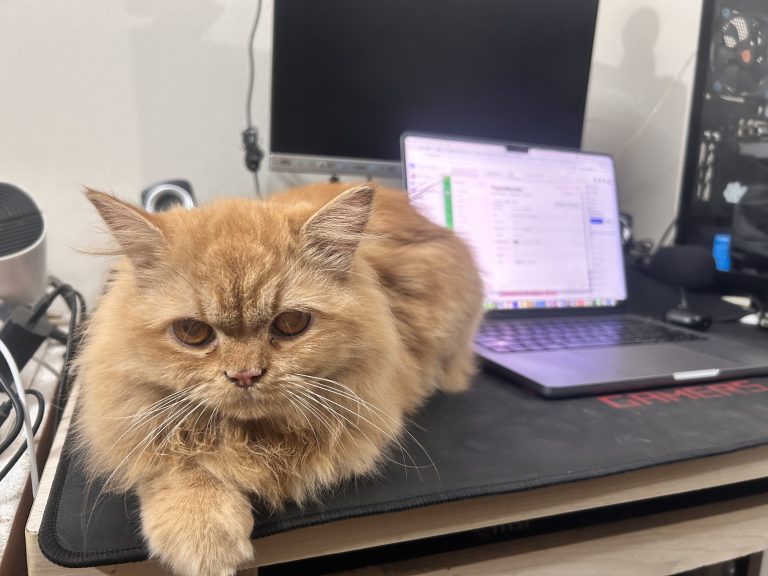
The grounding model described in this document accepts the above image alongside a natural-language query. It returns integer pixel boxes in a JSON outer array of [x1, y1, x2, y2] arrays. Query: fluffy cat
[[76, 183, 484, 576]]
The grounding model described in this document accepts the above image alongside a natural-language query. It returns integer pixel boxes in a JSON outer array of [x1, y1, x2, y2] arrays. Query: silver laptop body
[[402, 132, 768, 398]]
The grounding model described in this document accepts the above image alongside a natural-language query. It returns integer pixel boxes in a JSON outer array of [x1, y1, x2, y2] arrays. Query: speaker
[[0, 183, 46, 305], [140, 179, 196, 213]]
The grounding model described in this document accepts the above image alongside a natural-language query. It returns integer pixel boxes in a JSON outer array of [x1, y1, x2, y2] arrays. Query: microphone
[[646, 246, 716, 330], [646, 245, 715, 292]]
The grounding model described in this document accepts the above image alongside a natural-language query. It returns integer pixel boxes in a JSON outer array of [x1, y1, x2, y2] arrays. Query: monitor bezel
[[269, 153, 402, 179]]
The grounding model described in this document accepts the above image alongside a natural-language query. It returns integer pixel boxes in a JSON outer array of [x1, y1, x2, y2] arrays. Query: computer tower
[[677, 0, 768, 277]]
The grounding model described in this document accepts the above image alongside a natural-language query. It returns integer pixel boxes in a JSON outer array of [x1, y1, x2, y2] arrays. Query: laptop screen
[[402, 134, 627, 311]]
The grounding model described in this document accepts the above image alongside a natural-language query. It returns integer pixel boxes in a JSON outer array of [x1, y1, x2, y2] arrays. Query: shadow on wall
[[586, 7, 689, 237], [127, 0, 247, 201]]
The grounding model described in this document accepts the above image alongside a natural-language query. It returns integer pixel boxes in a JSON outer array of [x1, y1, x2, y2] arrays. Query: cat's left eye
[[271, 310, 312, 338], [171, 319, 216, 347]]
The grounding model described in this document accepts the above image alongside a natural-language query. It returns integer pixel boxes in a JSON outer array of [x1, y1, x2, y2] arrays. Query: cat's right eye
[[171, 319, 216, 348]]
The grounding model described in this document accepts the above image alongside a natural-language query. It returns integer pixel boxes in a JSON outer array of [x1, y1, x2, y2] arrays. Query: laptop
[[401, 132, 768, 398]]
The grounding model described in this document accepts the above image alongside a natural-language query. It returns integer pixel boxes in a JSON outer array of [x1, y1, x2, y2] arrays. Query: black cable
[[49, 327, 68, 344], [0, 398, 12, 428], [0, 387, 45, 485], [245, 0, 263, 130], [22, 282, 87, 430], [28, 284, 70, 323], [656, 218, 678, 251], [0, 375, 23, 456], [53, 288, 85, 430], [242, 0, 265, 195]]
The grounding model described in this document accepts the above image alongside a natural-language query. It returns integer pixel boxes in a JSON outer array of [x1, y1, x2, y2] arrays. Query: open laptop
[[401, 132, 768, 398]]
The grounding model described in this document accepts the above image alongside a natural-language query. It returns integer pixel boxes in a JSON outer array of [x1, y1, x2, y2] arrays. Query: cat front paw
[[139, 476, 254, 576], [146, 528, 253, 576]]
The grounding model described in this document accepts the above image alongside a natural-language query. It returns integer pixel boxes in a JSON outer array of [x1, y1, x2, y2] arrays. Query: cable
[[0, 389, 44, 488], [245, 0, 263, 130], [0, 340, 39, 496], [253, 172, 262, 198], [28, 283, 71, 324], [22, 281, 86, 430], [242, 0, 265, 198], [614, 50, 698, 161], [52, 288, 85, 430], [0, 388, 21, 456], [656, 218, 678, 251]]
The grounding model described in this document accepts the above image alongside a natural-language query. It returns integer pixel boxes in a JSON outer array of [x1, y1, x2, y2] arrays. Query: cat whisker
[[203, 395, 224, 441], [296, 390, 425, 478], [155, 400, 208, 456], [294, 377, 411, 474], [112, 397, 194, 451], [117, 384, 207, 441], [287, 387, 370, 463], [278, 390, 320, 446], [296, 374, 439, 481], [283, 368, 436, 477], [109, 386, 196, 420], [126, 393, 205, 469], [125, 402, 195, 471], [295, 387, 429, 474], [282, 387, 341, 442], [291, 386, 376, 454], [282, 368, 408, 460], [83, 395, 199, 542]]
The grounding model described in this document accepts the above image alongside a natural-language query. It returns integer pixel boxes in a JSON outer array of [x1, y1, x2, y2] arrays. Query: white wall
[[1, 0, 703, 302], [583, 0, 703, 244]]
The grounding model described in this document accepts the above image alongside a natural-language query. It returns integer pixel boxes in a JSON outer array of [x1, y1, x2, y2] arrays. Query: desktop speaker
[[140, 179, 196, 213], [0, 183, 46, 305]]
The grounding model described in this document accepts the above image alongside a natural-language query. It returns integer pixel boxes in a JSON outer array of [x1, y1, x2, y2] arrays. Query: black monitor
[[677, 0, 768, 300], [270, 0, 600, 178]]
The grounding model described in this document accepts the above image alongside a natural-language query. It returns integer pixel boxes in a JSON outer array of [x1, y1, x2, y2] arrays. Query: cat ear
[[85, 188, 165, 268], [301, 184, 375, 274]]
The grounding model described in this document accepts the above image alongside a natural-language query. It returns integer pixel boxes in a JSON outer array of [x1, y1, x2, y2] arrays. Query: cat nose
[[225, 368, 265, 388]]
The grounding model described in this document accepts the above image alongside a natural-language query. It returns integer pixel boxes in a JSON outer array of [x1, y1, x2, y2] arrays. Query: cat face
[[86, 187, 378, 422]]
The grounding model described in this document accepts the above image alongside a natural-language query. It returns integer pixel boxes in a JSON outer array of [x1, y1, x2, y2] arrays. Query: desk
[[24, 275, 768, 575], [23, 387, 768, 575]]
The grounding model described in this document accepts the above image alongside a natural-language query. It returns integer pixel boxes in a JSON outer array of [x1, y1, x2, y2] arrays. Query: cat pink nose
[[225, 368, 265, 388]]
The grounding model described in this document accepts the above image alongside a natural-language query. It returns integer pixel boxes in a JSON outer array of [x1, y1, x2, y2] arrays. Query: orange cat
[[76, 183, 484, 576]]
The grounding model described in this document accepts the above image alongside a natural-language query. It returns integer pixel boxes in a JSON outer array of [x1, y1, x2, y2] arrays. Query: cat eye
[[271, 310, 312, 338], [171, 319, 216, 348]]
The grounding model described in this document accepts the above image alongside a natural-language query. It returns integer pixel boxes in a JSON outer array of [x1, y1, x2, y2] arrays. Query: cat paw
[[139, 476, 255, 576], [149, 534, 253, 576], [145, 525, 253, 576]]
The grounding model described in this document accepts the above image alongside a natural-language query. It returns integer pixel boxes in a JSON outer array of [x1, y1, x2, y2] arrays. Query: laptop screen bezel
[[400, 131, 629, 319]]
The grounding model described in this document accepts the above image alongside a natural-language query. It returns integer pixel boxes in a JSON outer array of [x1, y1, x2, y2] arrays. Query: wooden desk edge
[[25, 385, 768, 571]]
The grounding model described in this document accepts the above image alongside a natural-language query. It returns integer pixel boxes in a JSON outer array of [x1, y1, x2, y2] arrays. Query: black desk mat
[[39, 371, 768, 568]]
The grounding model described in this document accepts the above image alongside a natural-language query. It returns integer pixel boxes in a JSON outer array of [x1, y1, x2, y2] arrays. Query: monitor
[[270, 0, 600, 178]]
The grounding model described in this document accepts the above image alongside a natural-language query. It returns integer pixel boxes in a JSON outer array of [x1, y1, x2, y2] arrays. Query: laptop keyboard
[[475, 317, 705, 353]]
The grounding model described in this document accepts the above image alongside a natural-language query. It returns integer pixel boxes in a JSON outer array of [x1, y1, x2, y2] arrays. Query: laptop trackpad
[[571, 344, 737, 379], [507, 344, 738, 388]]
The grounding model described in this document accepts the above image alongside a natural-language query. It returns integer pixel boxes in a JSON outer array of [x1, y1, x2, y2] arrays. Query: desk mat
[[39, 372, 768, 568]]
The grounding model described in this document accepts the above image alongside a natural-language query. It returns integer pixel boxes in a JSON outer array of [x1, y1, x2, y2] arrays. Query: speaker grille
[[0, 183, 44, 258]]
